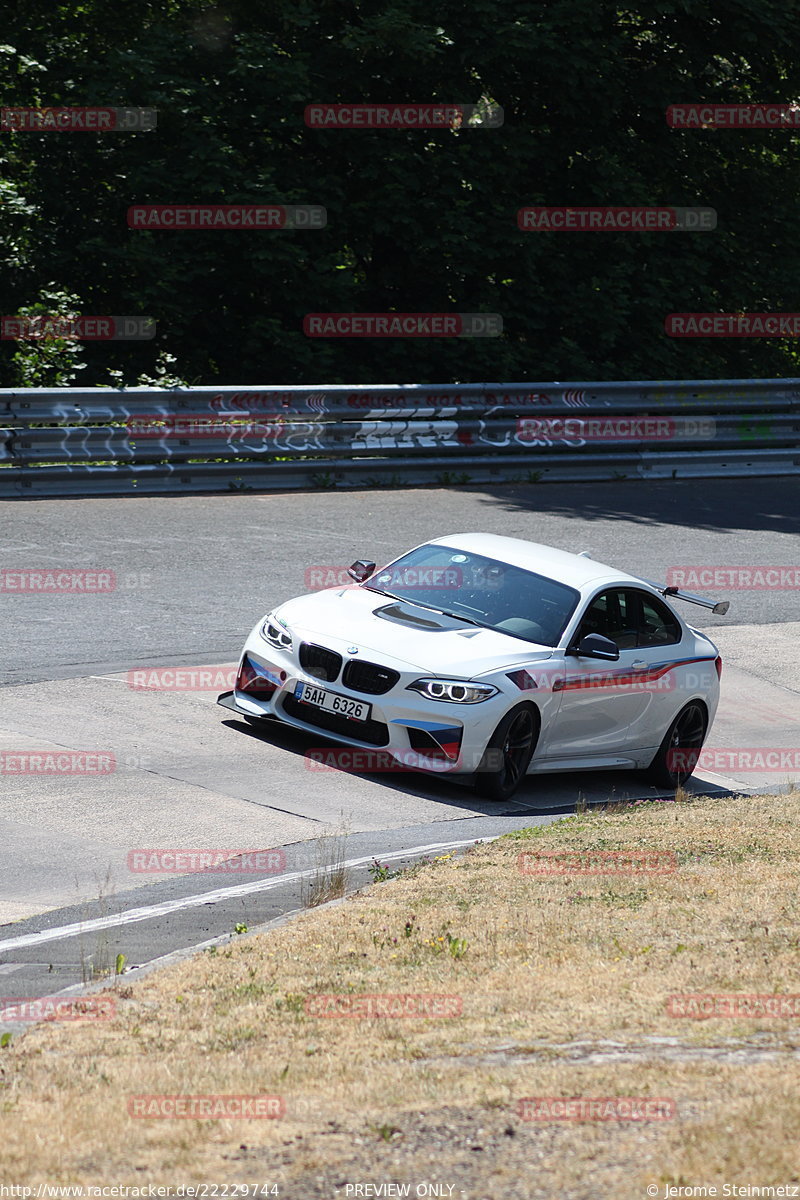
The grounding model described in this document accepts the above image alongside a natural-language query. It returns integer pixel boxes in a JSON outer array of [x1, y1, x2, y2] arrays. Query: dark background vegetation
[[2, 0, 799, 387]]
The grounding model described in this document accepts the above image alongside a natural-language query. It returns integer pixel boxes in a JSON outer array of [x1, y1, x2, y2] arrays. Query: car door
[[537, 587, 680, 760], [621, 589, 685, 752]]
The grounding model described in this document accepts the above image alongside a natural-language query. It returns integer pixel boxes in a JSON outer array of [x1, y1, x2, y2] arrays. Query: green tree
[[1, 0, 800, 386]]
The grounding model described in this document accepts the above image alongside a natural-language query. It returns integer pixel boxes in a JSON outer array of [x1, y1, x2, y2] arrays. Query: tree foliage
[[2, 0, 800, 385]]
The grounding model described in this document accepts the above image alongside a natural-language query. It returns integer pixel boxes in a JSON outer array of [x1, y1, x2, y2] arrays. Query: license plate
[[294, 681, 372, 722]]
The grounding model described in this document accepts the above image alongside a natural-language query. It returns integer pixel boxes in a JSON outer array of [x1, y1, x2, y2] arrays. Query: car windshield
[[366, 544, 580, 646]]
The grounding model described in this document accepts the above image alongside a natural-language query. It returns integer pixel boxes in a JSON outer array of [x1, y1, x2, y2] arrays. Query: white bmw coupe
[[218, 534, 729, 800]]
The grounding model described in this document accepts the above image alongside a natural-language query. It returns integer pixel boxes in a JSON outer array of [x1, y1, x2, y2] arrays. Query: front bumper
[[216, 641, 514, 776], [217, 690, 274, 719]]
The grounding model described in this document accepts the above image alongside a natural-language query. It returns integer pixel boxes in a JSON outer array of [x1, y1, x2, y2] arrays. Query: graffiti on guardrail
[[0, 413, 781, 458], [1, 380, 798, 496], [210, 391, 330, 412]]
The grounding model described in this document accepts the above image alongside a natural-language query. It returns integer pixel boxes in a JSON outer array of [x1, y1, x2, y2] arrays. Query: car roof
[[427, 532, 645, 591]]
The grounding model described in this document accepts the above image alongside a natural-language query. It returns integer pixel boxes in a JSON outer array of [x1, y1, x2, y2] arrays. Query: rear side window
[[636, 592, 681, 647]]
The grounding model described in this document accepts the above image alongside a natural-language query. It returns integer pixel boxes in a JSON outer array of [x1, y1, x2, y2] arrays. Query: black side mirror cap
[[571, 633, 620, 661], [348, 559, 377, 583]]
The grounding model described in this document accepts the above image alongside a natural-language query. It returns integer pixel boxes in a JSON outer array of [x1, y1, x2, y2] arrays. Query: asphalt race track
[[1, 477, 799, 1013]]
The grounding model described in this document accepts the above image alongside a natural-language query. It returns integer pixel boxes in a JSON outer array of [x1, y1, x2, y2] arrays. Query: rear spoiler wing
[[640, 578, 730, 616]]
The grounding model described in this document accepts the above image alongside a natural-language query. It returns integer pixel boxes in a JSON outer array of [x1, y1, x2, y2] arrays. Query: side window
[[577, 591, 611, 640], [576, 589, 638, 650], [635, 591, 681, 647], [577, 589, 680, 650]]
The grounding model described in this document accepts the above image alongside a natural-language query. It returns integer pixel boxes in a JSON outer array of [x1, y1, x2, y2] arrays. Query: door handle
[[631, 660, 647, 669]]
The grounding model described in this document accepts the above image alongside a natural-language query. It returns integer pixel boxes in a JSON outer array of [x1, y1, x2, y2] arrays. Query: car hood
[[274, 586, 555, 677]]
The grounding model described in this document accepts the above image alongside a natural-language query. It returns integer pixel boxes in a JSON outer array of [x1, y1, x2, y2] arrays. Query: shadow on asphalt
[[221, 716, 738, 820], [470, 478, 800, 537]]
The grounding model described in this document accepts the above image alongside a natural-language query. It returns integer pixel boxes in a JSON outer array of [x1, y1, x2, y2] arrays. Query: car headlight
[[407, 678, 499, 704], [260, 613, 293, 650]]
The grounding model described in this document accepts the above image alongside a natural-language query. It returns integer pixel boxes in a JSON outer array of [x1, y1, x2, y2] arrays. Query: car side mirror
[[572, 633, 620, 661], [348, 559, 377, 583]]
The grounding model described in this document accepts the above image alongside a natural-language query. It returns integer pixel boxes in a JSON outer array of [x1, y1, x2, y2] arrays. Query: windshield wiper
[[363, 585, 404, 601], [366, 590, 448, 612], [435, 609, 487, 629], [396, 596, 489, 628], [366, 590, 489, 630]]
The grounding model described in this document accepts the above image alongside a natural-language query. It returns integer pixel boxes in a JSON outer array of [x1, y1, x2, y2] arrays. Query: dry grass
[[1, 789, 800, 1197], [300, 822, 351, 908]]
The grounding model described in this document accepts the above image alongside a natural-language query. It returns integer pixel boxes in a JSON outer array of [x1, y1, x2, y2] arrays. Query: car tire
[[474, 704, 539, 802], [646, 701, 708, 788]]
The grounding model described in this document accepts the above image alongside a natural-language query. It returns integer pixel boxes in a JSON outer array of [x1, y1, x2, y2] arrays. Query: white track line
[[0, 838, 487, 955]]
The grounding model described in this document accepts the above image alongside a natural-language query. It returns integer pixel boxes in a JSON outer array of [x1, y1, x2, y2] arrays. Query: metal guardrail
[[1, 379, 799, 497]]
